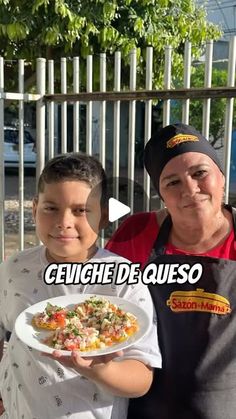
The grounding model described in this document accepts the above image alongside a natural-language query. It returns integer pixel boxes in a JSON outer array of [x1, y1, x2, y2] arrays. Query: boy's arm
[[86, 358, 153, 397], [53, 350, 153, 397]]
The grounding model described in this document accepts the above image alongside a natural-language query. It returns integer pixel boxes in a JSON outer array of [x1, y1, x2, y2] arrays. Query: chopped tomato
[[65, 342, 78, 351], [52, 312, 66, 327]]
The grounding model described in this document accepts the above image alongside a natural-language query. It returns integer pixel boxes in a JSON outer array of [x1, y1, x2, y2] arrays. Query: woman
[[106, 123, 236, 419]]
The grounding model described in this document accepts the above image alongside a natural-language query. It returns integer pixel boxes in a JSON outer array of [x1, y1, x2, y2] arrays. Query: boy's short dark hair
[[37, 152, 107, 205]]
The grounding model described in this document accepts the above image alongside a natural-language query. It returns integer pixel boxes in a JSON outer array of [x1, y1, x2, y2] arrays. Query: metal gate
[[0, 37, 236, 260]]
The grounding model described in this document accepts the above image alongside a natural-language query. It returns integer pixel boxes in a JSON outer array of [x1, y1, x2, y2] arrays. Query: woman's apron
[[128, 207, 236, 419]]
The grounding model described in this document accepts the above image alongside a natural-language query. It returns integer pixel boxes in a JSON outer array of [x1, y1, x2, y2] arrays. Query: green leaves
[[32, 0, 50, 13], [55, 0, 73, 19], [0, 21, 28, 40], [44, 25, 61, 44], [103, 2, 117, 23], [0, 0, 222, 89], [134, 17, 144, 36]]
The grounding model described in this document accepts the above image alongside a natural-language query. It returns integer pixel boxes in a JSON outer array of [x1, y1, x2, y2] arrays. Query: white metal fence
[[0, 37, 236, 261]]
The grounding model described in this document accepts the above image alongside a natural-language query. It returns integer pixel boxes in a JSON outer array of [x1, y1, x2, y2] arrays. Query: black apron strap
[[225, 204, 236, 239], [150, 214, 172, 257], [150, 205, 236, 260]]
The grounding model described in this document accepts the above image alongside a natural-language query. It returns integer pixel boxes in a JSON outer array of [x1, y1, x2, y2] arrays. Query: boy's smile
[[33, 180, 104, 263]]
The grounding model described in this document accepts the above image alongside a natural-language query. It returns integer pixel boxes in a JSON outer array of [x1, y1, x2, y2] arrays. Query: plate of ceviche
[[15, 294, 151, 356]]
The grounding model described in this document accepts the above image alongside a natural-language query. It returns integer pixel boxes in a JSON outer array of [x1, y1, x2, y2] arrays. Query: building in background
[[202, 0, 236, 38], [198, 0, 236, 62]]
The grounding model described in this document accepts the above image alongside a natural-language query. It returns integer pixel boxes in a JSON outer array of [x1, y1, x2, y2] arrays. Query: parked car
[[4, 126, 36, 169]]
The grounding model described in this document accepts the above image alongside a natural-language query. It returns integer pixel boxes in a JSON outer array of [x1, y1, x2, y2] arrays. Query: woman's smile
[[182, 198, 208, 208]]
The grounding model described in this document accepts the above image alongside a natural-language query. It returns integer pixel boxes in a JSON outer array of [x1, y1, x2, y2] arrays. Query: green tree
[[0, 0, 221, 89], [171, 65, 236, 148]]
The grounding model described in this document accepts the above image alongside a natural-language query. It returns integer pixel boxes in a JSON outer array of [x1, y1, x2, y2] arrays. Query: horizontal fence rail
[[44, 87, 236, 102]]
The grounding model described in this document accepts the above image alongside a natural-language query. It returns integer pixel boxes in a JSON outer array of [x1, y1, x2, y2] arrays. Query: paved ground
[[4, 170, 37, 258], [5, 169, 36, 199]]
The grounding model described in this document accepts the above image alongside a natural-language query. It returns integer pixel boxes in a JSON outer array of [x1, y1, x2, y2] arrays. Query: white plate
[[15, 293, 151, 356]]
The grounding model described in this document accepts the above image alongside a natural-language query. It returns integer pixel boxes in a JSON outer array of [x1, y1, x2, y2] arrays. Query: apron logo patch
[[167, 288, 231, 315]]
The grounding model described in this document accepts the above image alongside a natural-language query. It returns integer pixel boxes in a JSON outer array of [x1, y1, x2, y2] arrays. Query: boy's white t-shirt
[[0, 246, 161, 419]]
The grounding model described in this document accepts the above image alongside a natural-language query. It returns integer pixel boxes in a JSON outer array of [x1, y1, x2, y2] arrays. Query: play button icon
[[108, 198, 130, 222], [85, 175, 150, 239]]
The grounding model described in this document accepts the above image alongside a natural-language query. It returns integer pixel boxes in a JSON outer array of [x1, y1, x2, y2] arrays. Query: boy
[[0, 153, 161, 419]]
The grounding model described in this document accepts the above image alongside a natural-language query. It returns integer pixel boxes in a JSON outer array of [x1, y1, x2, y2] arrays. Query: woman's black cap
[[144, 123, 223, 196]]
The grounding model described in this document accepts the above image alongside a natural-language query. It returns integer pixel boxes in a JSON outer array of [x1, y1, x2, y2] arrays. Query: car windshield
[[23, 130, 34, 144], [4, 130, 18, 144], [4, 129, 34, 144]]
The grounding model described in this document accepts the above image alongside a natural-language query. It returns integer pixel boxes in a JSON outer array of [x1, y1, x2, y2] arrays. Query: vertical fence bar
[[0, 57, 5, 261], [113, 51, 121, 230], [202, 41, 213, 139], [99, 53, 106, 169], [162, 46, 172, 210], [48, 60, 55, 159], [182, 41, 191, 124], [61, 58, 67, 153], [163, 45, 172, 126], [86, 55, 93, 155], [128, 48, 136, 213], [113, 51, 121, 197], [73, 57, 80, 152], [99, 53, 106, 247], [36, 58, 46, 185], [144, 46, 153, 211], [18, 59, 25, 251], [224, 36, 236, 203]]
